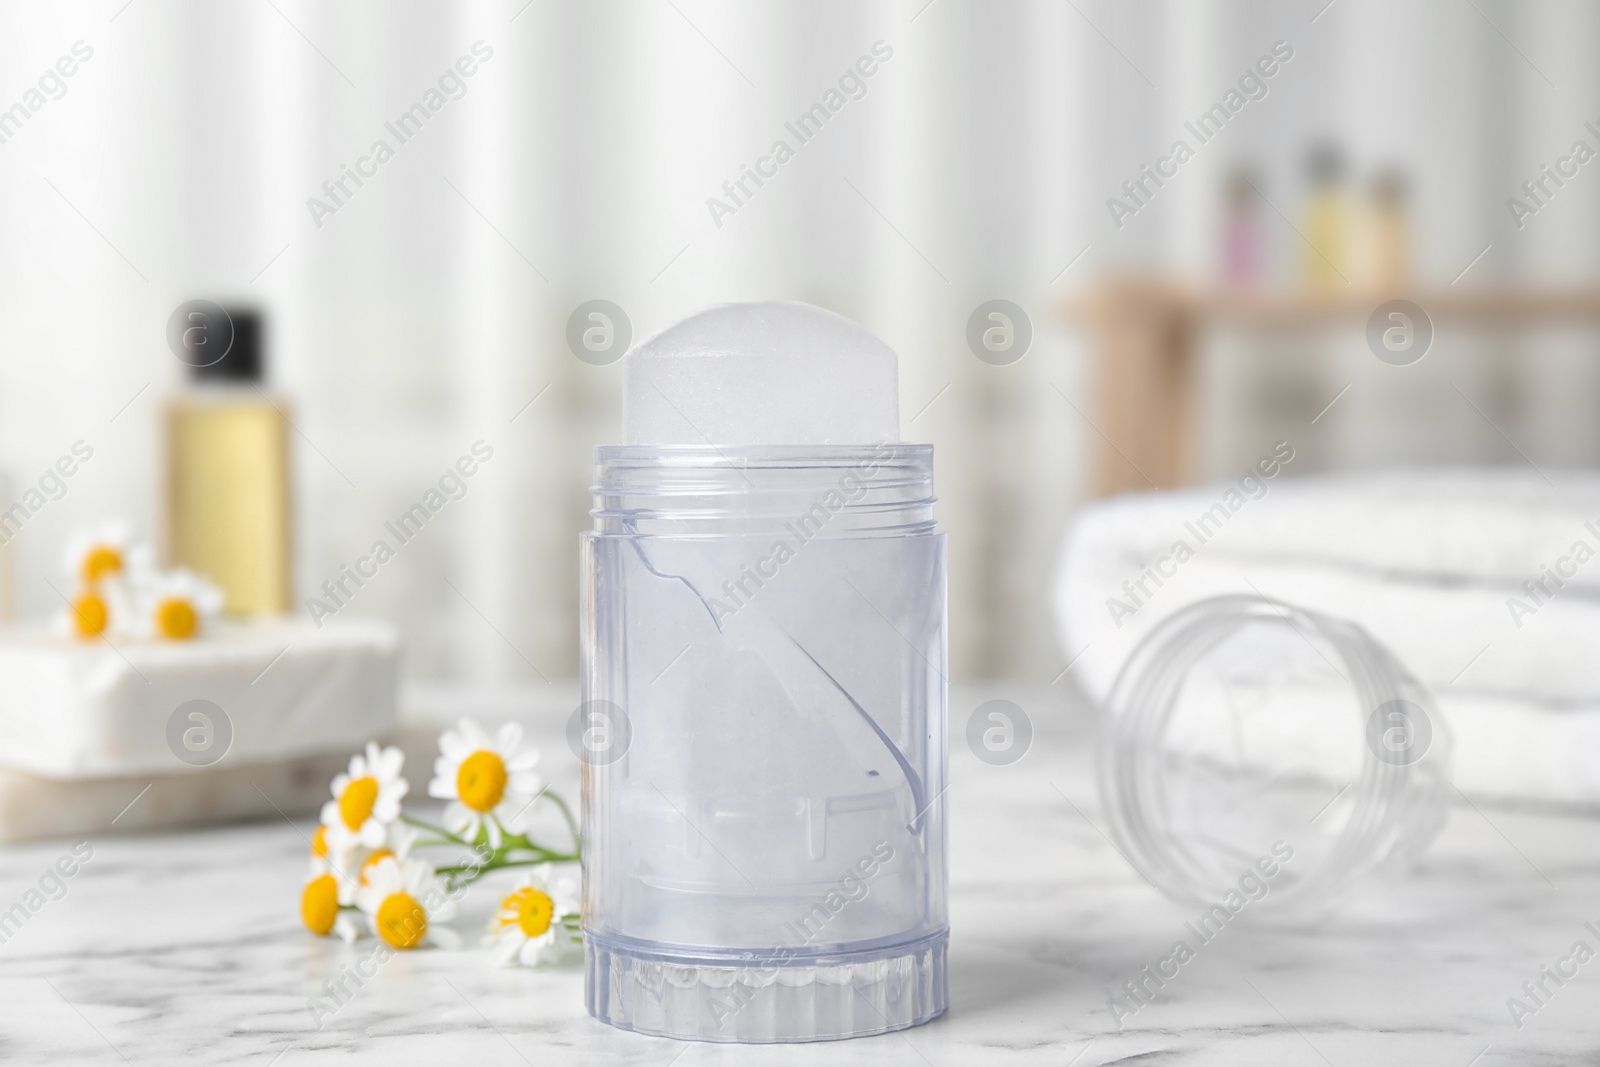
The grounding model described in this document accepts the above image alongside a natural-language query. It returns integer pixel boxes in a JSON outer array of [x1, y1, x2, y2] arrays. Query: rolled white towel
[[1056, 471, 1600, 705], [1055, 467, 1600, 808], [1059, 536, 1600, 707], [1439, 691, 1600, 808], [1137, 466, 1600, 593]]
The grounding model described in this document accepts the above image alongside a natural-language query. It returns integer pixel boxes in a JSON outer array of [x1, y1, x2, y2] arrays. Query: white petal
[[320, 800, 340, 827], [508, 772, 542, 795], [495, 721, 523, 755], [490, 931, 524, 965], [323, 825, 355, 855], [438, 730, 470, 762], [334, 915, 360, 943], [329, 773, 350, 799], [399, 858, 429, 895], [358, 820, 386, 848], [506, 748, 541, 772], [372, 795, 402, 823], [389, 823, 416, 856], [443, 803, 474, 836], [354, 886, 383, 914], [376, 746, 405, 780], [460, 719, 491, 750], [387, 778, 409, 802], [372, 857, 406, 891], [485, 818, 503, 850], [427, 777, 455, 800], [427, 925, 461, 950]]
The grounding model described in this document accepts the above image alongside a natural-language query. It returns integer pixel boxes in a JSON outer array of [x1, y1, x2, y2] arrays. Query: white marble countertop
[[1, 683, 1597, 1066]]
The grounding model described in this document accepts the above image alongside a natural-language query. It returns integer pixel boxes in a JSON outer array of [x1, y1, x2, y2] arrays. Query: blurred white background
[[1, 0, 1597, 684]]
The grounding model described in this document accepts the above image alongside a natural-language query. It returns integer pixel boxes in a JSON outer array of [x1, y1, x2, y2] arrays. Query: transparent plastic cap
[[1098, 595, 1452, 918]]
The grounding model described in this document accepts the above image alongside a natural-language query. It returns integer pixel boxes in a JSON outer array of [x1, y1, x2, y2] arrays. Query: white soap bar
[[624, 300, 900, 445], [0, 619, 399, 777]]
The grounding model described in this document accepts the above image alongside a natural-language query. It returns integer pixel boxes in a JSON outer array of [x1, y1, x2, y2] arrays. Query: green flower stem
[[547, 793, 581, 852], [399, 814, 471, 847], [399, 803, 581, 893], [435, 854, 579, 880]]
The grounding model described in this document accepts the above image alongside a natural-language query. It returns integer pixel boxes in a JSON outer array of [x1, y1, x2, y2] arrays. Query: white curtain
[[0, 0, 1594, 684]]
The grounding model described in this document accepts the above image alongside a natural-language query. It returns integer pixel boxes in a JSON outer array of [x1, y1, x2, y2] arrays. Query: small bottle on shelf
[[1221, 166, 1265, 287], [1361, 167, 1411, 290], [1301, 142, 1350, 290]]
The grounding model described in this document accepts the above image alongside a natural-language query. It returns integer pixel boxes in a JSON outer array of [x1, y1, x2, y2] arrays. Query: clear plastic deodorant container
[[580, 443, 948, 1042], [1098, 595, 1453, 918]]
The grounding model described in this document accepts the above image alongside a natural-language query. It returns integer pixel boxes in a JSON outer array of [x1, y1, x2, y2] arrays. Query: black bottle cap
[[1306, 141, 1345, 185], [193, 308, 264, 382]]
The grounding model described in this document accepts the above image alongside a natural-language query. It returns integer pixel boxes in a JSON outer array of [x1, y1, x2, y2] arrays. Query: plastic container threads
[[1099, 595, 1452, 917], [581, 444, 948, 1042]]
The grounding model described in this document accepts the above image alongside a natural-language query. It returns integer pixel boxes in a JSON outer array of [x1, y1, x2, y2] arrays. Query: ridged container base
[[585, 932, 948, 1043]]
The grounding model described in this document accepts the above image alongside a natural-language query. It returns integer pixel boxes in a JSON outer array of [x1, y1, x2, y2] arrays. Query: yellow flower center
[[82, 545, 122, 584], [71, 593, 109, 637], [375, 892, 427, 949], [338, 776, 379, 831], [360, 848, 394, 884], [311, 825, 329, 858], [300, 873, 339, 936], [456, 750, 508, 813], [501, 886, 555, 939], [155, 597, 199, 640]]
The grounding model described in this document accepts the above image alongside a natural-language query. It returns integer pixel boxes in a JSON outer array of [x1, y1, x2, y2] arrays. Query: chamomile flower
[[309, 824, 359, 896], [355, 856, 458, 950], [56, 580, 134, 640], [320, 743, 409, 852], [62, 521, 148, 586], [485, 865, 580, 967], [132, 568, 223, 641], [428, 720, 542, 850], [301, 859, 360, 942], [351, 822, 418, 891]]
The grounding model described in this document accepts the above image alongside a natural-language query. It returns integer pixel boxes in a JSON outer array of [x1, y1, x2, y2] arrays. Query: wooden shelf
[[1065, 278, 1600, 327], [1060, 276, 1600, 498], [1202, 286, 1600, 325]]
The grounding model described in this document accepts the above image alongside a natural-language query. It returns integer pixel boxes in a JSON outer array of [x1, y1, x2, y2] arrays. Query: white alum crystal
[[623, 300, 901, 446]]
